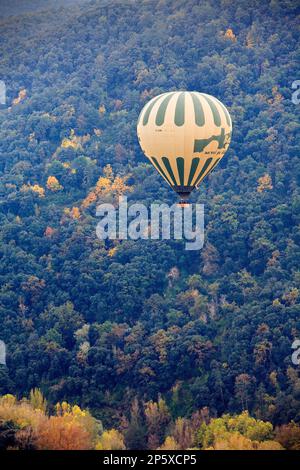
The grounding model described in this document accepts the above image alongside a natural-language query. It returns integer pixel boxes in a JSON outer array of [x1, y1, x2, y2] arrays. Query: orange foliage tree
[[47, 176, 63, 192], [82, 164, 132, 207]]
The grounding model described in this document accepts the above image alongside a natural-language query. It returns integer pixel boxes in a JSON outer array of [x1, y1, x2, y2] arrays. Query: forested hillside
[[0, 0, 88, 17], [0, 0, 300, 449]]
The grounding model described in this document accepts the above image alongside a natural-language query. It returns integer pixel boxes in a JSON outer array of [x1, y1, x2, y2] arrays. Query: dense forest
[[0, 0, 300, 450]]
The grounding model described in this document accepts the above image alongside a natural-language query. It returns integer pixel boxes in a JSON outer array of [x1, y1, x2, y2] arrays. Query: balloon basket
[[178, 199, 190, 208]]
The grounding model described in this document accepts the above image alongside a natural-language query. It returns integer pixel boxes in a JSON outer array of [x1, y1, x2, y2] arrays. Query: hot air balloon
[[137, 91, 232, 204]]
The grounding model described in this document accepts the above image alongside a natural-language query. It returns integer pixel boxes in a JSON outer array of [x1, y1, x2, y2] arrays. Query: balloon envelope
[[137, 91, 232, 200]]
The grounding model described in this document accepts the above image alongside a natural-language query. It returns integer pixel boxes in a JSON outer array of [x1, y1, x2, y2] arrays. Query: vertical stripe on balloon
[[176, 157, 185, 185], [174, 92, 185, 126], [151, 157, 173, 186], [155, 93, 176, 126], [191, 93, 205, 126], [162, 157, 178, 185], [201, 94, 221, 126], [217, 100, 231, 126], [142, 94, 165, 126], [194, 158, 213, 186], [187, 158, 200, 185], [207, 157, 221, 173]]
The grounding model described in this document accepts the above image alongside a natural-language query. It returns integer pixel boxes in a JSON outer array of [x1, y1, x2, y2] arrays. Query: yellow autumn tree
[[158, 436, 179, 450], [95, 429, 126, 450], [81, 191, 97, 208], [70, 207, 80, 219], [111, 176, 131, 196], [61, 138, 79, 150], [108, 247, 117, 257], [29, 388, 47, 413], [47, 176, 63, 191], [0, 392, 106, 450], [210, 432, 284, 450], [0, 393, 45, 431], [82, 164, 132, 207], [197, 411, 275, 450], [42, 402, 101, 450], [98, 104, 106, 114], [21, 184, 45, 198], [257, 174, 273, 192], [224, 28, 237, 42], [95, 176, 112, 193], [269, 86, 283, 104], [283, 288, 299, 305], [31, 184, 45, 197], [36, 415, 93, 450], [257, 440, 283, 450], [60, 129, 90, 150]]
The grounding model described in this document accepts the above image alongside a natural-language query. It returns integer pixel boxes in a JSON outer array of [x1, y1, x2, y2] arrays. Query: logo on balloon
[[193, 128, 231, 153]]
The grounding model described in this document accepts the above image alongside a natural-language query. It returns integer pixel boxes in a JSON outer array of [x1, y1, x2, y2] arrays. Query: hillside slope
[[0, 0, 299, 429]]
